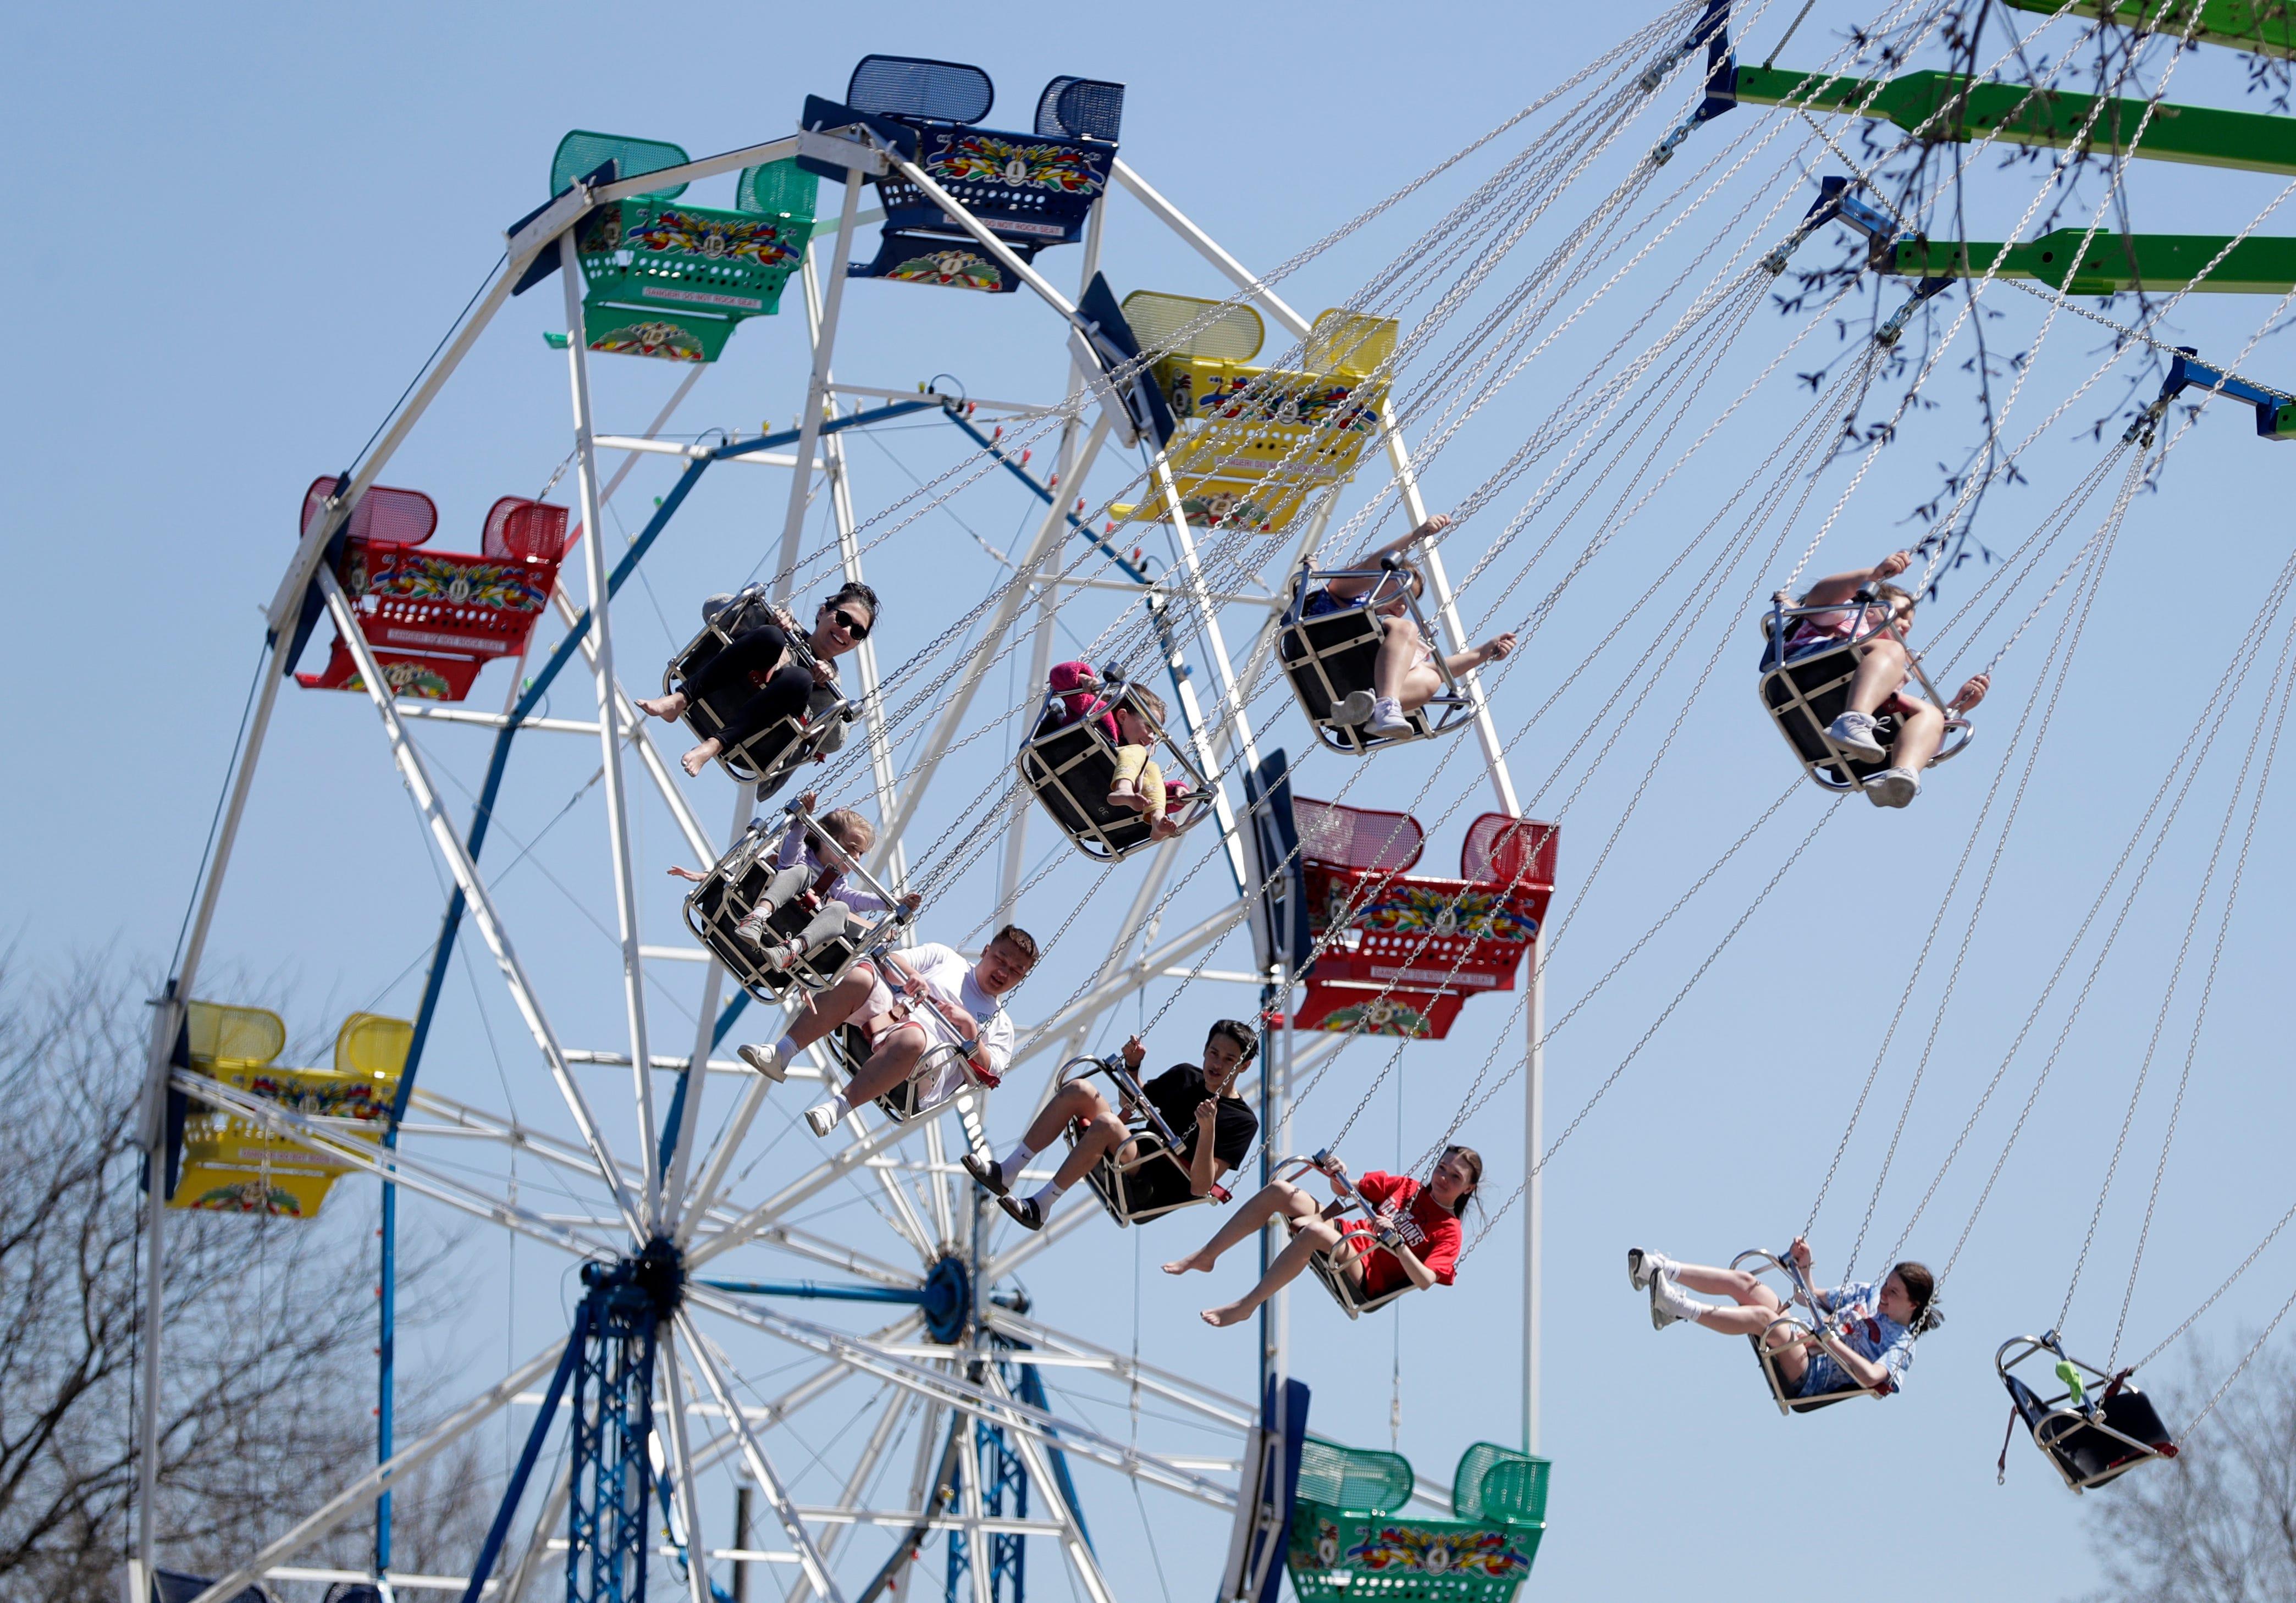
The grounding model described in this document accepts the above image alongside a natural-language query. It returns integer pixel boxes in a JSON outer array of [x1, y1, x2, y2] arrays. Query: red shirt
[[1341, 1171, 1464, 1298]]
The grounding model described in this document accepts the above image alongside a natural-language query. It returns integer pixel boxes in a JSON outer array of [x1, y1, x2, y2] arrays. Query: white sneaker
[[1365, 697, 1412, 739], [1865, 767, 1919, 809], [804, 1099, 845, 1138], [736, 1042, 787, 1084], [1627, 1247, 1673, 1290], [1333, 689, 1377, 727], [1649, 1270, 1708, 1330], [1826, 710, 1886, 761]]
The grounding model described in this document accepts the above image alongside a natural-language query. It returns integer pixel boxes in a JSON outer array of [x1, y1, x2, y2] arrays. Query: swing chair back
[[172, 1002, 412, 1219], [1110, 296, 1395, 535], [1014, 669, 1217, 863], [1287, 797, 1554, 1041], [682, 807, 912, 1003], [554, 131, 814, 362], [1280, 563, 1475, 755], [1729, 1250, 1889, 1414], [295, 479, 570, 704], [1995, 1333, 2179, 1491], [1054, 1054, 1232, 1228], [1287, 1435, 1546, 1602], [666, 587, 860, 790], [1757, 596, 1973, 792]]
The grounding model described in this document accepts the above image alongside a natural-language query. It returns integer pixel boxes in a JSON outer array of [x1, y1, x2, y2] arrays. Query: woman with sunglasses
[[638, 582, 879, 780]]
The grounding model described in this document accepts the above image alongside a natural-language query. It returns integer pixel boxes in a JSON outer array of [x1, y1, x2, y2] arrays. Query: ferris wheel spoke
[[656, 1342, 715, 1603], [406, 1087, 688, 1217], [688, 1105, 964, 1270], [677, 1056, 785, 1245], [175, 1073, 616, 1261], [318, 566, 645, 1239], [687, 1288, 1237, 1506], [976, 1364, 1117, 1603], [980, 1308, 1254, 1429], [674, 1309, 851, 1603]]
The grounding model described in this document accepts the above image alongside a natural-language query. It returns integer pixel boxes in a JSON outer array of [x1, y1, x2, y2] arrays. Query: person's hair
[[1874, 582, 1915, 626], [823, 581, 880, 624], [1434, 1144, 1483, 1217], [817, 807, 874, 857], [987, 924, 1039, 967], [1890, 1261, 1943, 1335], [1121, 685, 1168, 728], [1205, 1019, 1259, 1065]]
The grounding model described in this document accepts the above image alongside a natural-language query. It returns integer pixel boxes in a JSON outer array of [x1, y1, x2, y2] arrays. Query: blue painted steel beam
[[699, 1278, 929, 1305], [459, 1301, 591, 1603]]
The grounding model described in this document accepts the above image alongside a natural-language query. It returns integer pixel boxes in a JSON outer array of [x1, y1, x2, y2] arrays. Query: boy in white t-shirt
[[737, 925, 1039, 1135]]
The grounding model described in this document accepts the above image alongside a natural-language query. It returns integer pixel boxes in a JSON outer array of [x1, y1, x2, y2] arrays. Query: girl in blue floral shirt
[[1630, 1236, 1941, 1400]]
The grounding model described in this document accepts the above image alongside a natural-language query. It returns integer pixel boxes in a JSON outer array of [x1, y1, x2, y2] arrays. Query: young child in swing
[[1044, 662, 1190, 839], [666, 793, 919, 974]]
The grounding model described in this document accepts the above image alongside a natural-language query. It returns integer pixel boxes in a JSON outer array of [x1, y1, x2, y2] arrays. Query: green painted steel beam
[[2003, 0, 2296, 62], [1881, 229, 2296, 293], [1731, 63, 2296, 174]]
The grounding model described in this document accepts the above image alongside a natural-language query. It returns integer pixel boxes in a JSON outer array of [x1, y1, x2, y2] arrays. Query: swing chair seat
[[1305, 1240, 1414, 1320], [1756, 606, 1973, 792], [1288, 798, 1555, 1041], [1052, 1055, 1230, 1227], [1728, 1250, 1889, 1414], [1287, 1437, 1547, 1603], [171, 1002, 411, 1219], [1110, 295, 1395, 535], [682, 817, 897, 1003], [1014, 687, 1216, 864], [556, 133, 815, 362], [1996, 1334, 2179, 1491], [1279, 568, 1474, 755], [295, 481, 570, 704], [665, 590, 857, 788], [829, 1025, 980, 1126]]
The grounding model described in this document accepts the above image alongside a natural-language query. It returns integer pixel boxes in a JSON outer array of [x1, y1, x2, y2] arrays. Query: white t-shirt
[[883, 942, 1015, 1081]]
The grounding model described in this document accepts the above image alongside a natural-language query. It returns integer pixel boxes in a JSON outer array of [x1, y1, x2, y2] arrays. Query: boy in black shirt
[[962, 1020, 1259, 1231]]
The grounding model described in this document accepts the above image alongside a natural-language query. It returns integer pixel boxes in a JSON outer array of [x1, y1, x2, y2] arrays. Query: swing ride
[[125, 2, 2296, 1600]]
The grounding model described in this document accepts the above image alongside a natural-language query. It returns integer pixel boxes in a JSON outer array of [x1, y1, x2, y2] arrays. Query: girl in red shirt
[[1162, 1146, 1481, 1327]]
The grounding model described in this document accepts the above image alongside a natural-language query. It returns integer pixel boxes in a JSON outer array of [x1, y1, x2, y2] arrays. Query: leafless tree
[[2080, 1340, 2296, 1603], [0, 959, 485, 1601]]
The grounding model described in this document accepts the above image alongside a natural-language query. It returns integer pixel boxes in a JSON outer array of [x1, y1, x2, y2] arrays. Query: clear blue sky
[[12, 3, 2296, 1599]]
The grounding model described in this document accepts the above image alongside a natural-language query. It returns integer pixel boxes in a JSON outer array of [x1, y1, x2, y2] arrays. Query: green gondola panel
[[1287, 1438, 1548, 1603]]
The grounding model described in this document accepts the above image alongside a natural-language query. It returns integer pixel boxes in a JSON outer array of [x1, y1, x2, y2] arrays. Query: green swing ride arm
[[1878, 227, 2296, 293], [2001, 0, 2296, 62]]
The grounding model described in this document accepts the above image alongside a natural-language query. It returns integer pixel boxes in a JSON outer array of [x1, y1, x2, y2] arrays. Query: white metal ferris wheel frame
[[134, 115, 1548, 1603]]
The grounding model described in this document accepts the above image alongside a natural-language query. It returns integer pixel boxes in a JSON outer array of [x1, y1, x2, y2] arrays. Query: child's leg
[[1201, 1218, 1346, 1327], [1842, 639, 1911, 717], [1371, 622, 1420, 703], [1887, 700, 1947, 770], [790, 898, 856, 954], [759, 865, 812, 917], [1393, 661, 1445, 715], [1136, 757, 1167, 820], [1109, 743, 1150, 809]]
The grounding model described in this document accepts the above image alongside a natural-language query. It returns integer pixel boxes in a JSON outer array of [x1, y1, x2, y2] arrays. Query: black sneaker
[[998, 1195, 1045, 1231], [962, 1152, 1009, 1198]]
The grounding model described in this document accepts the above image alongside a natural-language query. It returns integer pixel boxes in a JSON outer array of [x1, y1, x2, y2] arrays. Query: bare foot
[[1149, 816, 1179, 840], [1162, 1252, 1213, 1276], [636, 692, 687, 721], [1107, 782, 1147, 814], [1201, 1303, 1250, 1328], [682, 739, 721, 777]]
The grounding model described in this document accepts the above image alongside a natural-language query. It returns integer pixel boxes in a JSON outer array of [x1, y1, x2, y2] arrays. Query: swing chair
[[1014, 665, 1218, 863], [170, 1001, 412, 1219], [823, 948, 995, 1125], [1108, 293, 1397, 535], [1995, 1332, 2179, 1491], [1285, 797, 1554, 1041], [1052, 1054, 1233, 1228], [1266, 1153, 1421, 1320], [824, 55, 1123, 294], [551, 131, 815, 363], [664, 585, 863, 791], [294, 478, 571, 704], [682, 802, 914, 1003], [1286, 1435, 1548, 1603], [1728, 1249, 1891, 1414], [1757, 592, 1974, 794], [1280, 559, 1476, 755]]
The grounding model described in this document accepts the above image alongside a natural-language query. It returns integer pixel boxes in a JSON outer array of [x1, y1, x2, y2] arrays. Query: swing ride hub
[[922, 1253, 972, 1346]]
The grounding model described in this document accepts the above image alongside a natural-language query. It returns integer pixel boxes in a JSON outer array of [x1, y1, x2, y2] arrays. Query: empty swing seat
[[1286, 799, 1555, 1041], [556, 131, 816, 362], [665, 588, 860, 789], [1278, 565, 1472, 754], [296, 478, 571, 703], [683, 812, 908, 1003], [172, 1002, 411, 1219], [1757, 601, 1972, 792], [829, 56, 1123, 295], [1996, 1333, 2179, 1490], [1287, 1437, 1547, 1602], [1108, 295, 1395, 534], [1014, 674, 1216, 864]]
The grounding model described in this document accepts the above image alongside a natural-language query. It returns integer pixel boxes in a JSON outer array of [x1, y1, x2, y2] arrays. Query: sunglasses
[[827, 606, 870, 640]]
